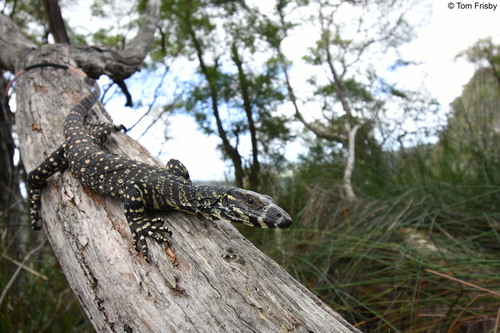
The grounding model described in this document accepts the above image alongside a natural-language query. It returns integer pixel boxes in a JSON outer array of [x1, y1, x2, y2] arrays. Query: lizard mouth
[[221, 188, 293, 229], [248, 209, 293, 229]]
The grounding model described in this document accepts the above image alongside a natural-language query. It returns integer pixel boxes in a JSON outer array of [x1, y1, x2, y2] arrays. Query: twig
[[448, 294, 484, 332], [495, 305, 500, 333], [414, 269, 424, 333], [425, 269, 500, 297], [1, 227, 20, 255], [2, 253, 48, 280], [128, 64, 170, 133], [0, 238, 48, 306]]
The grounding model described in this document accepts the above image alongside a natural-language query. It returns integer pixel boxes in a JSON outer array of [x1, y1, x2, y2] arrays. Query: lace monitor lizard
[[8, 63, 293, 260]]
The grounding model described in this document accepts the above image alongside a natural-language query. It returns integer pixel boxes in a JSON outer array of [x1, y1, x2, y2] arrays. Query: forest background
[[1, 0, 500, 332]]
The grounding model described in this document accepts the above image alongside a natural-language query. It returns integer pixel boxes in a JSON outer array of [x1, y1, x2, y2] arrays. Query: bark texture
[[342, 124, 360, 201], [14, 47, 360, 332], [43, 0, 70, 44]]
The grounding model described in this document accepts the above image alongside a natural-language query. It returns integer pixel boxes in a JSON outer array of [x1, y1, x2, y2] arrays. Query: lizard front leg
[[88, 121, 127, 146], [28, 143, 68, 230], [123, 183, 172, 260]]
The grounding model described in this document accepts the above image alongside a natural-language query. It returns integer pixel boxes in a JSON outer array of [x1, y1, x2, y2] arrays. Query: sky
[[59, 1, 500, 182], [398, 1, 499, 106]]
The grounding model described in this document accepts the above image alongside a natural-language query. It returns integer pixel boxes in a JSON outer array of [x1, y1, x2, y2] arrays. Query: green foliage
[[90, 0, 107, 17], [2, 0, 48, 44], [244, 138, 500, 331], [162, 0, 291, 188], [275, 186, 500, 331], [437, 67, 500, 188], [92, 27, 126, 50]]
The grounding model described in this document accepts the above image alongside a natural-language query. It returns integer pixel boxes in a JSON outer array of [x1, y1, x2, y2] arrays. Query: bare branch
[[113, 78, 133, 107], [343, 124, 361, 201], [280, 58, 345, 143], [1, 0, 161, 82]]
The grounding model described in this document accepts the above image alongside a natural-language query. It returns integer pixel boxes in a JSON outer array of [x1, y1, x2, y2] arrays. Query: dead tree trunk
[[342, 124, 360, 201], [13, 47, 360, 333]]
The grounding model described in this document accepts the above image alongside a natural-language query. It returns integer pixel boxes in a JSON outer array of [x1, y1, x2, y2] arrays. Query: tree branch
[[232, 43, 260, 190], [113, 79, 133, 107], [185, 14, 245, 188], [280, 58, 345, 143], [0, 14, 36, 72], [0, 0, 161, 81]]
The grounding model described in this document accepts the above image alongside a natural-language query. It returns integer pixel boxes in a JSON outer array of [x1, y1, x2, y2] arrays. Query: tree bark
[[342, 124, 360, 201], [14, 46, 360, 333], [43, 0, 70, 44], [232, 44, 260, 191], [0, 72, 24, 221]]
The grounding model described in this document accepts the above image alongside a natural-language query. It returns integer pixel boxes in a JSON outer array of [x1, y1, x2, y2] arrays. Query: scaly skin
[[11, 64, 292, 260]]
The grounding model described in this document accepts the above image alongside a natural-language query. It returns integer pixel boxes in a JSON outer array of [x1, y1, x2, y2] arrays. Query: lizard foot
[[130, 218, 172, 261], [30, 206, 43, 230], [31, 218, 43, 231]]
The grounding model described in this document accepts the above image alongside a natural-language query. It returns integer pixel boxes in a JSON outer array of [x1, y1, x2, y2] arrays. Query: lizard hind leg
[[27, 143, 68, 230], [124, 185, 172, 261], [165, 159, 192, 183]]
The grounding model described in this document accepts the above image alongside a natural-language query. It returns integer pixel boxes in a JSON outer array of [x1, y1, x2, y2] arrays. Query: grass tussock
[[245, 171, 500, 332], [0, 228, 93, 332]]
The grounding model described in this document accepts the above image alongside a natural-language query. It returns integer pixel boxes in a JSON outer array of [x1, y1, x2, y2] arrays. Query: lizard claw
[[115, 124, 127, 133]]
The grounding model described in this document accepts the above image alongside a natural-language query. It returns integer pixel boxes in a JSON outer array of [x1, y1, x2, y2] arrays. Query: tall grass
[[244, 138, 500, 332], [0, 228, 92, 332], [279, 183, 499, 332]]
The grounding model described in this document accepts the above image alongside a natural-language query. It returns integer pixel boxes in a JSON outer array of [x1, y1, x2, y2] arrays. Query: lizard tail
[[5, 63, 89, 95], [4, 62, 100, 137]]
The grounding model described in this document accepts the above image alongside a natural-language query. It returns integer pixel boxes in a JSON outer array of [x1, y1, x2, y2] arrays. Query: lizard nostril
[[277, 214, 282, 218]]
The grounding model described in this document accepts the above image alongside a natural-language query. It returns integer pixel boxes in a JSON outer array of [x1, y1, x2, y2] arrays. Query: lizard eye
[[245, 196, 256, 206]]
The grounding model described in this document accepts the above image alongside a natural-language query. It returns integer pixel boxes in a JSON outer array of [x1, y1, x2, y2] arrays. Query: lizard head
[[209, 187, 293, 229]]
